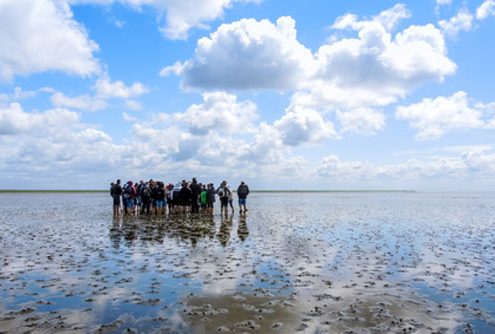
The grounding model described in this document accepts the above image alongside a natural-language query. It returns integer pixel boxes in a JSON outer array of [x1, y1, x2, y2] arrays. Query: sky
[[0, 0, 495, 190]]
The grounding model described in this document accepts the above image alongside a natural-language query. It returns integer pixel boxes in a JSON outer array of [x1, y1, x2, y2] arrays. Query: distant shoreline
[[0, 189, 417, 193]]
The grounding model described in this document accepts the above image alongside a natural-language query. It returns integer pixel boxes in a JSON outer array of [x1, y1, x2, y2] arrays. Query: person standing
[[140, 181, 151, 215], [200, 184, 208, 213], [227, 185, 235, 213], [207, 183, 216, 215], [112, 179, 123, 216], [217, 181, 231, 216], [237, 181, 250, 213], [178, 181, 192, 214], [190, 177, 201, 214]]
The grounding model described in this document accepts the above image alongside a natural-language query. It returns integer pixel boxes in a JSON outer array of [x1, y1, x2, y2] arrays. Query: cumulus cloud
[[436, 0, 452, 6], [274, 106, 338, 146], [315, 21, 456, 105], [2, 97, 495, 189], [174, 91, 258, 135], [274, 5, 456, 135], [0, 0, 99, 82], [48, 76, 148, 111], [0, 103, 79, 135], [476, 0, 495, 20], [67, 0, 261, 40], [332, 3, 410, 32], [50, 92, 108, 111], [438, 9, 474, 37], [336, 108, 385, 135], [0, 102, 139, 188], [316, 148, 495, 181], [94, 77, 148, 99], [168, 16, 314, 90], [161, 5, 457, 142], [395, 91, 493, 140]]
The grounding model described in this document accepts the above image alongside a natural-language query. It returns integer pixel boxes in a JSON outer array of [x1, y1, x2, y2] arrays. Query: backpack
[[238, 185, 248, 197], [123, 184, 131, 198], [218, 186, 229, 198], [141, 186, 150, 198]]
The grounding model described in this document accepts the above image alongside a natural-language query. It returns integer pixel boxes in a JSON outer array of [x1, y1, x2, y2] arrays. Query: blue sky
[[1, 0, 494, 190]]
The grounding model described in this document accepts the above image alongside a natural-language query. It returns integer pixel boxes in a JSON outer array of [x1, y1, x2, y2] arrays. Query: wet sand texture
[[0, 192, 494, 333]]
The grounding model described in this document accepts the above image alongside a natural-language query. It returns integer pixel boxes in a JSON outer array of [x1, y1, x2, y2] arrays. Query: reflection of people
[[237, 214, 249, 241], [237, 181, 250, 213], [217, 214, 233, 246], [110, 216, 122, 249]]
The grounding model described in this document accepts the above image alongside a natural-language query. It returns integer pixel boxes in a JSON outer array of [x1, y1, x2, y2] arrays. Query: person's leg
[[113, 195, 119, 215]]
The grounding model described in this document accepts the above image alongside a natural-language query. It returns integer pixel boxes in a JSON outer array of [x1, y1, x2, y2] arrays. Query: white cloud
[[94, 77, 148, 99], [438, 9, 474, 37], [332, 3, 410, 32], [67, 0, 261, 40], [315, 22, 456, 105], [316, 149, 495, 181], [174, 91, 258, 135], [173, 16, 314, 90], [48, 76, 149, 111], [0, 102, 131, 187], [124, 100, 142, 110], [337, 108, 385, 135], [395, 91, 491, 140], [2, 97, 495, 189], [476, 0, 495, 20], [50, 92, 108, 111], [436, 0, 452, 6], [0, 0, 99, 82], [274, 106, 338, 146], [276, 5, 456, 136], [0, 103, 79, 135], [162, 5, 457, 145], [160, 61, 187, 77], [160, 0, 261, 40]]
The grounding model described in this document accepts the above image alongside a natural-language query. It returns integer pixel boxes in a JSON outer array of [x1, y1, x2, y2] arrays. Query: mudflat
[[0, 192, 494, 333]]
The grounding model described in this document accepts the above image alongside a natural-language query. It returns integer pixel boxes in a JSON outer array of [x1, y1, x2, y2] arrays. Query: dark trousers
[[191, 195, 199, 213], [141, 198, 151, 214]]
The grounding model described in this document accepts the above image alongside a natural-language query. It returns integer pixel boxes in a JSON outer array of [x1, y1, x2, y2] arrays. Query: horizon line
[[1, 189, 417, 193]]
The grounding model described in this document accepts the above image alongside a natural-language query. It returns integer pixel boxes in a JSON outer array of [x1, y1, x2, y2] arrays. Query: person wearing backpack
[[190, 177, 201, 214], [216, 180, 231, 216], [237, 181, 250, 213], [122, 181, 134, 214], [112, 179, 122, 216], [140, 181, 151, 215]]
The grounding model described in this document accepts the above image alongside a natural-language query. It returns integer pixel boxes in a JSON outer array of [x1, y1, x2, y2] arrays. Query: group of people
[[109, 178, 250, 216]]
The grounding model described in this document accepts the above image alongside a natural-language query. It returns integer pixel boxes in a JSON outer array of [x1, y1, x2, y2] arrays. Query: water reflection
[[1, 192, 495, 333], [109, 213, 249, 249], [237, 213, 249, 241]]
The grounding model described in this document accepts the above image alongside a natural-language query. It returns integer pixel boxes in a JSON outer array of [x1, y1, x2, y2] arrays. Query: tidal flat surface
[[0, 192, 494, 333]]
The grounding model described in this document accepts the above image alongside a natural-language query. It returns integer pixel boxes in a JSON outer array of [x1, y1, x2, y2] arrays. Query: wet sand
[[0, 192, 494, 333]]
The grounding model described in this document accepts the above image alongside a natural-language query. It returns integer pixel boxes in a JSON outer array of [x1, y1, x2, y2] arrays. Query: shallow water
[[0, 192, 494, 333]]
